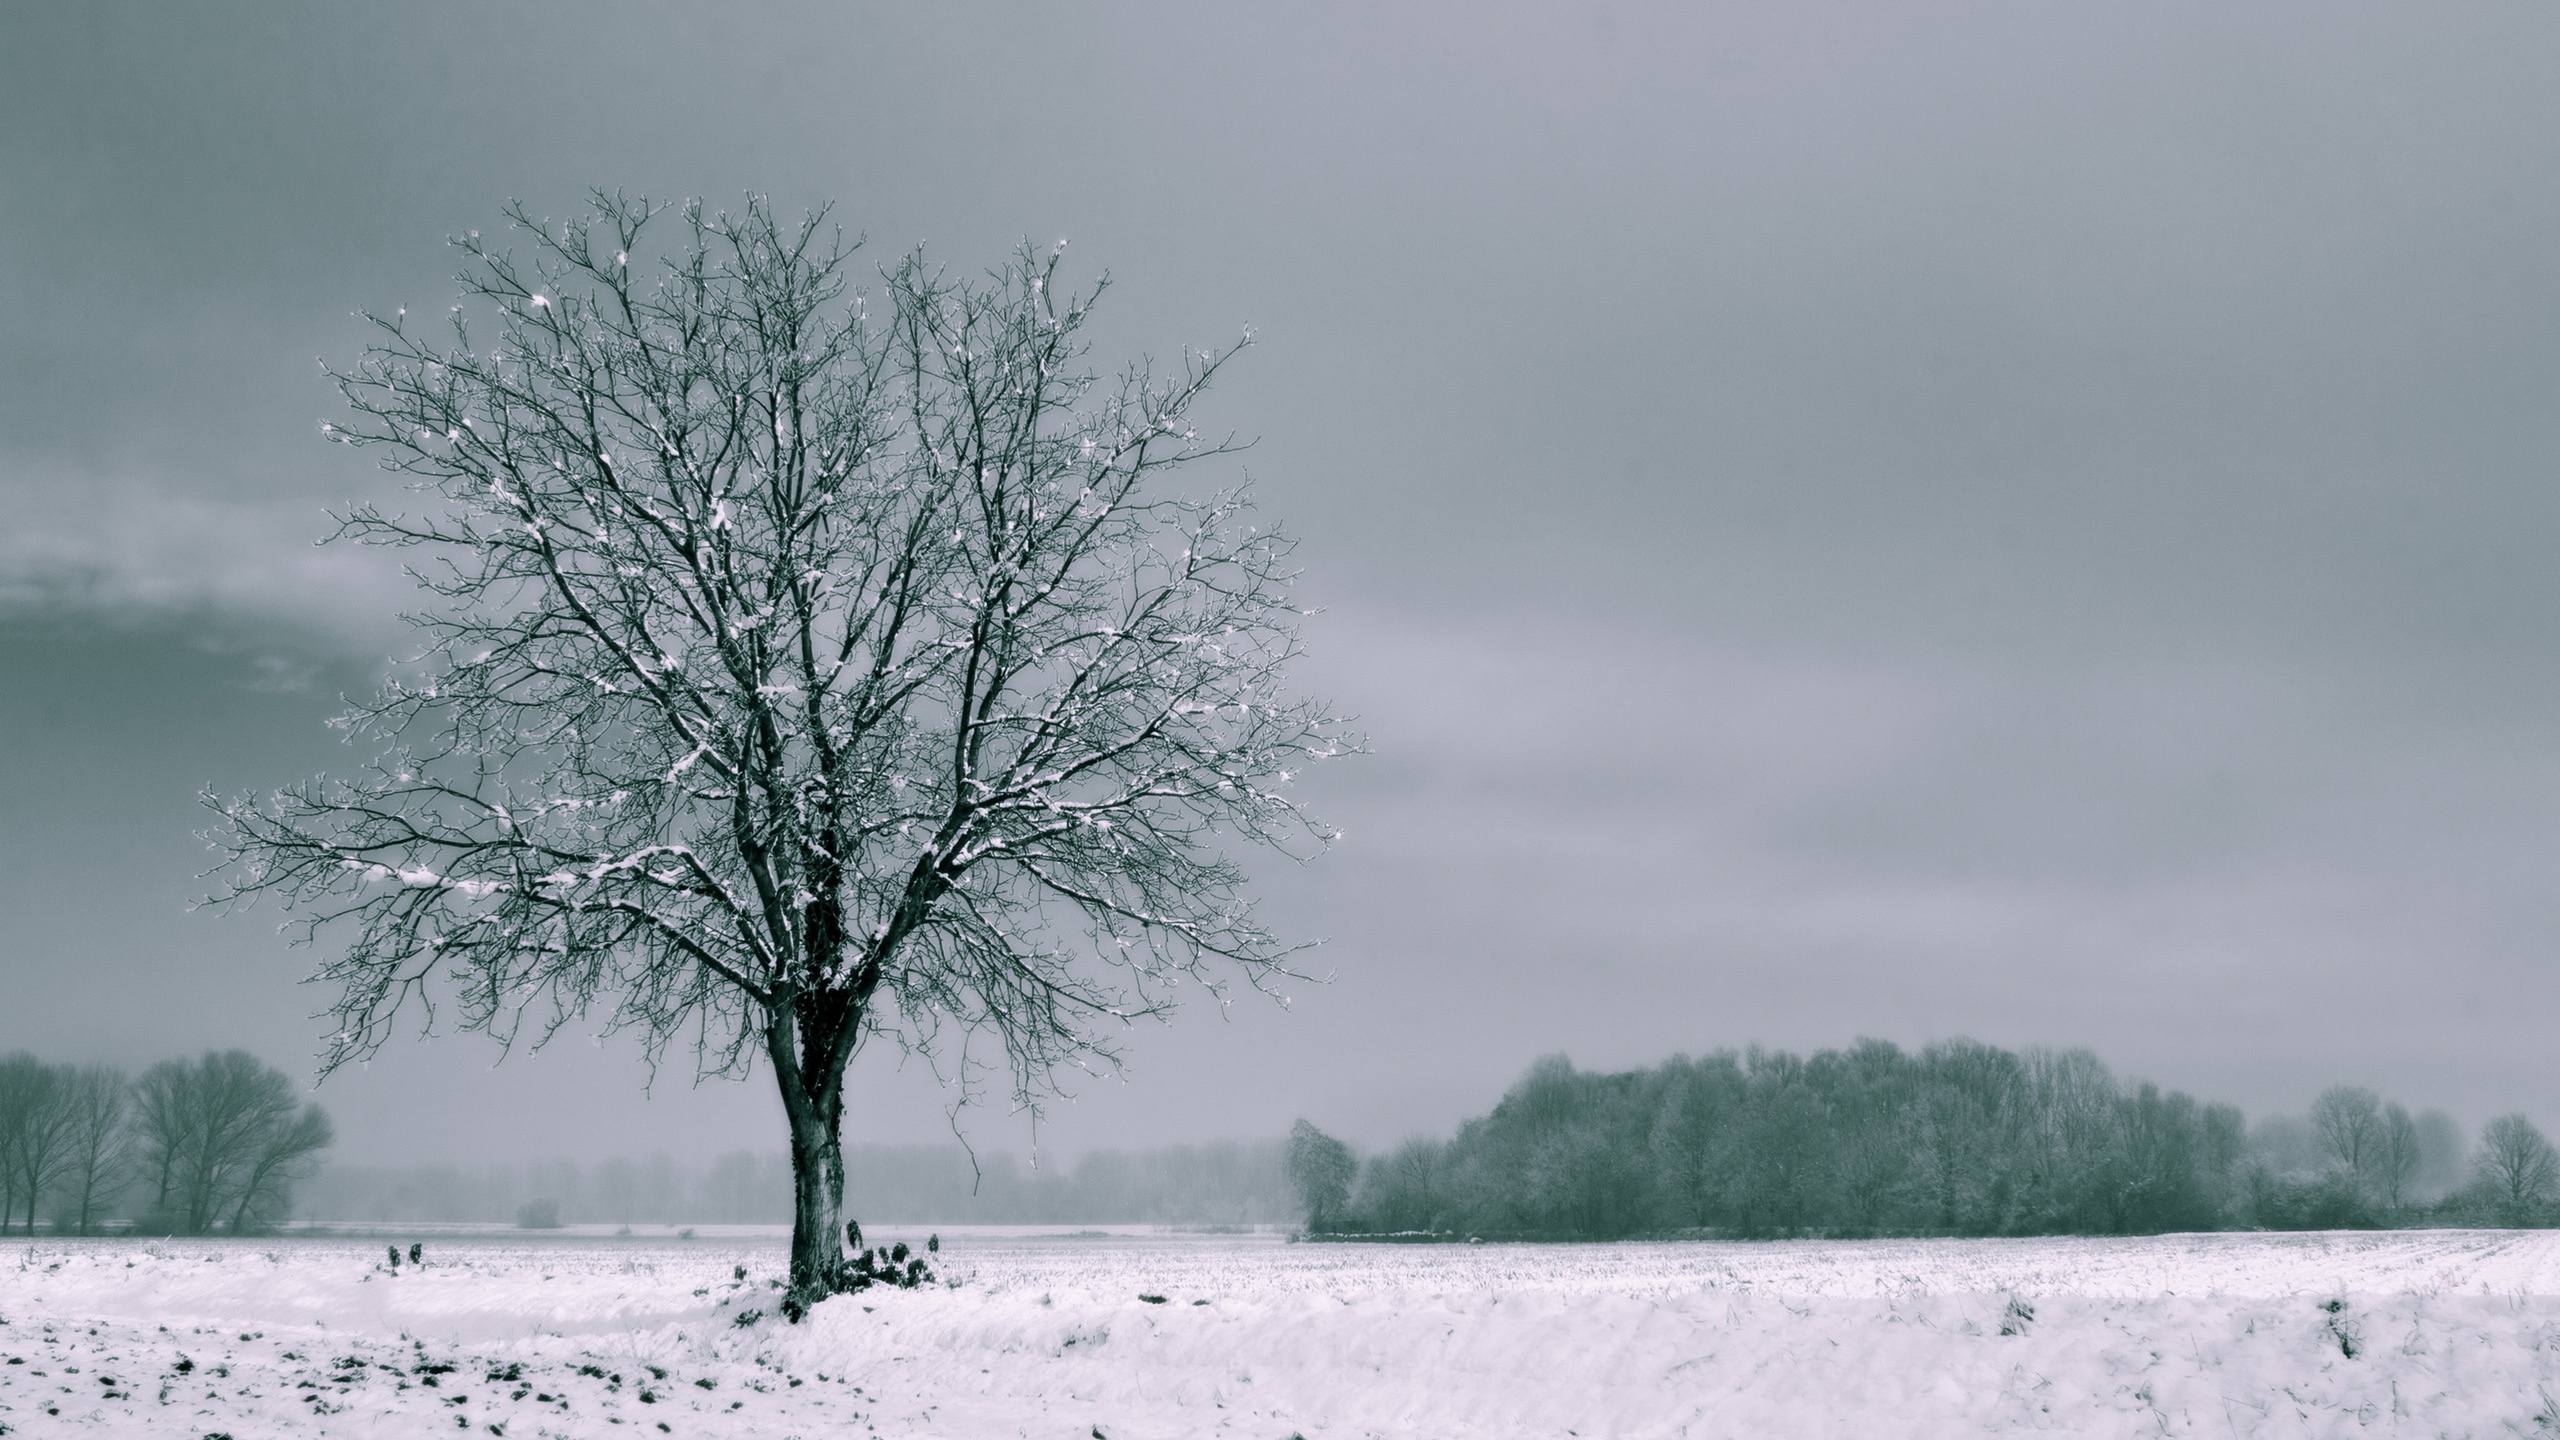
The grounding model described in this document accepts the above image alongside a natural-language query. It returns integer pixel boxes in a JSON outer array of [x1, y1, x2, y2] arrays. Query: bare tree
[[207, 194, 1350, 1314], [1353, 1136, 1448, 1234], [2015, 1046, 2119, 1227], [0, 1055, 77, 1234], [1648, 1052, 1742, 1228], [60, 1064, 130, 1235], [132, 1052, 335, 1234], [2309, 1085, 2383, 1184], [174, 1053, 271, 1233], [225, 1101, 335, 1234], [2474, 1113, 2558, 1223], [1286, 1119, 1357, 1232], [0, 1055, 27, 1231], [2372, 1102, 2420, 1216], [132, 1058, 203, 1217]]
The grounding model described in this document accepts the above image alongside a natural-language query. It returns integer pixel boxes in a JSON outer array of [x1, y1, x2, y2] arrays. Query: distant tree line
[[0, 1051, 333, 1235], [1288, 1043, 2560, 1240], [298, 1139, 1296, 1228]]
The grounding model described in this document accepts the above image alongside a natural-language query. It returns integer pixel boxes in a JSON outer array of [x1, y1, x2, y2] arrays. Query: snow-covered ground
[[7, 1228, 2560, 1436]]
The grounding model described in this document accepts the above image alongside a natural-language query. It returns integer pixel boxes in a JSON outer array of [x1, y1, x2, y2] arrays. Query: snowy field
[[8, 1229, 2560, 1437]]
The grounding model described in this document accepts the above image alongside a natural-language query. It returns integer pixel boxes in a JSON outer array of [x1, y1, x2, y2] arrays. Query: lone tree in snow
[[208, 194, 1351, 1315]]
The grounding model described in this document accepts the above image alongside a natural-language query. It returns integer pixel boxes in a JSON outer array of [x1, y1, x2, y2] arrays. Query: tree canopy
[[208, 193, 1351, 1311]]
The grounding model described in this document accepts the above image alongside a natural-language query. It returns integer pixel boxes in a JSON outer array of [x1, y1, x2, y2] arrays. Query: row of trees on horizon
[[17, 1039, 2558, 1240], [0, 1051, 334, 1235], [1288, 1042, 2560, 1240]]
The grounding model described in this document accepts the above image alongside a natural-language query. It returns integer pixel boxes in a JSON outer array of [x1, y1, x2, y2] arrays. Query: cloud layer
[[4, 0, 2558, 1156]]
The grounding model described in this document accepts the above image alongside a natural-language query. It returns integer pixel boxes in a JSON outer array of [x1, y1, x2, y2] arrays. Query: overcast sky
[[5, 1, 2559, 1167]]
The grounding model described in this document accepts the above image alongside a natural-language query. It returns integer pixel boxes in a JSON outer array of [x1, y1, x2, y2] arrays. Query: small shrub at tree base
[[778, 1240, 943, 1322]]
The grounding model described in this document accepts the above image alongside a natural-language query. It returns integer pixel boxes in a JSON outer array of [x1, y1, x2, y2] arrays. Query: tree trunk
[[187, 1163, 216, 1236], [769, 1003, 854, 1320], [784, 1098, 848, 1315]]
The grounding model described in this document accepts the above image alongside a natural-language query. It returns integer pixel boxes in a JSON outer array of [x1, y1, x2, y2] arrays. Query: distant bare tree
[[1828, 1044, 1918, 1237], [59, 1064, 131, 1234], [1915, 1039, 2022, 1235], [132, 1058, 202, 1216], [1353, 1137, 1448, 1234], [2474, 1113, 2558, 1223], [1648, 1052, 1742, 1228], [0, 1055, 77, 1234], [135, 1052, 334, 1234], [2193, 1101, 2250, 1220], [207, 194, 1350, 1315], [2309, 1085, 2384, 1184], [0, 1055, 29, 1231], [224, 1102, 336, 1234], [2372, 1103, 2420, 1215], [1285, 1119, 1356, 1232]]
